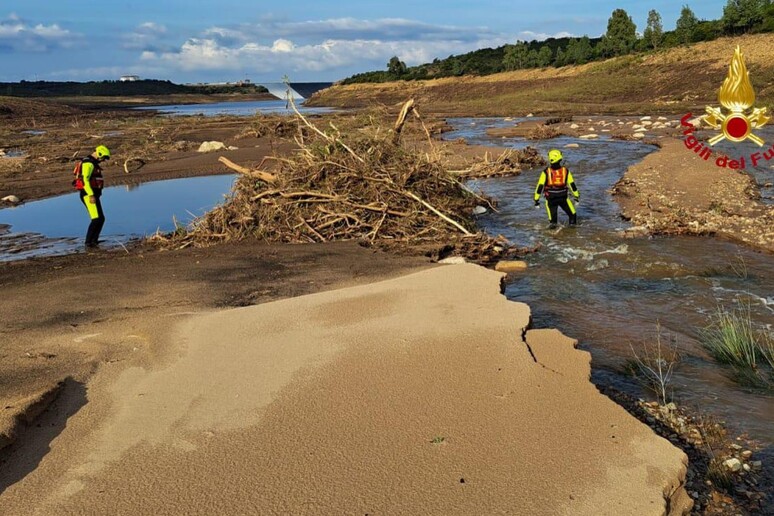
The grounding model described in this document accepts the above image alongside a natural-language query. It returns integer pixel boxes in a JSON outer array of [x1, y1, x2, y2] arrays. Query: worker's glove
[[534, 201, 540, 209]]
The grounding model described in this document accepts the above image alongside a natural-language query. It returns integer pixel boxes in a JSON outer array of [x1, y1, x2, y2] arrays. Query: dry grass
[[308, 33, 774, 115]]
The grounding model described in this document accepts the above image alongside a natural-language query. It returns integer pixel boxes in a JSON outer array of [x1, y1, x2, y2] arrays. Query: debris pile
[[152, 100, 521, 263]]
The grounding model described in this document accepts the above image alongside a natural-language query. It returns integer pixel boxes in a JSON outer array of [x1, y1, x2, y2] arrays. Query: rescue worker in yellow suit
[[73, 145, 110, 248], [534, 149, 580, 227]]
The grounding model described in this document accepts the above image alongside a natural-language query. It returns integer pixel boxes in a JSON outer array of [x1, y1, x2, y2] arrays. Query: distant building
[[119, 75, 141, 82]]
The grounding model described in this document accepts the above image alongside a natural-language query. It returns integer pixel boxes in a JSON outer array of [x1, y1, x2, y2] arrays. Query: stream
[[445, 117, 774, 445]]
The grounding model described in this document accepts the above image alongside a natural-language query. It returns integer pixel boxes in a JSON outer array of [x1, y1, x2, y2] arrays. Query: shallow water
[[0, 174, 236, 260], [446, 117, 774, 442], [137, 99, 336, 117]]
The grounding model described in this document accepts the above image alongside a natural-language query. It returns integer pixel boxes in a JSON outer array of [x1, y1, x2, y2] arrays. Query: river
[[445, 117, 774, 444]]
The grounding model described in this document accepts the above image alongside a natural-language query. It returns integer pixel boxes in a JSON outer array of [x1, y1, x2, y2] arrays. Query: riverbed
[[445, 118, 774, 443]]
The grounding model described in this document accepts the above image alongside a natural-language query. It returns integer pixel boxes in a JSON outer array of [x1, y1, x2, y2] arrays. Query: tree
[[722, 0, 768, 34], [387, 56, 407, 76], [644, 9, 664, 49], [599, 8, 637, 57], [503, 42, 530, 70], [675, 5, 699, 44], [554, 47, 566, 67], [526, 48, 540, 68], [537, 46, 553, 67]]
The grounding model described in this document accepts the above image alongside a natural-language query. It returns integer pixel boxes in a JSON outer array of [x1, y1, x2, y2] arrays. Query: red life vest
[[544, 166, 569, 198], [546, 167, 568, 188], [72, 156, 104, 191]]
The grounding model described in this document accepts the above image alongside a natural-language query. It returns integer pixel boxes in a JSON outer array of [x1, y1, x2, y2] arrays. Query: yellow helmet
[[95, 145, 111, 160], [548, 149, 563, 164]]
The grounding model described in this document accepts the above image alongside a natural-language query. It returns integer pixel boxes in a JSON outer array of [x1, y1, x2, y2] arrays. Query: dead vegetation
[[449, 147, 545, 179], [150, 100, 524, 263], [525, 124, 560, 140]]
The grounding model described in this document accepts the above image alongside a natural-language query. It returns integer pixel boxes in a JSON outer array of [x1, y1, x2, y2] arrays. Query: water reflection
[[0, 174, 236, 261]]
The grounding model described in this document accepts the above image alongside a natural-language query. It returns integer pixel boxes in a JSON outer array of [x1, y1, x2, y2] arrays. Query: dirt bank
[[307, 34, 774, 117], [0, 264, 692, 515], [614, 137, 774, 253]]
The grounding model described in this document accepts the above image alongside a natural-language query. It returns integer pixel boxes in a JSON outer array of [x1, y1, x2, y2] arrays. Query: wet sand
[[0, 264, 691, 514]]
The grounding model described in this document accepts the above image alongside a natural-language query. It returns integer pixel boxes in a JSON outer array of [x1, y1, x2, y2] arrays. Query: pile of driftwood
[[152, 100, 521, 263], [451, 147, 545, 179]]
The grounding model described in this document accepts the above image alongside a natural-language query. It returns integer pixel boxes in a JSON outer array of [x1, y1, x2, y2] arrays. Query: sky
[[0, 1, 729, 84]]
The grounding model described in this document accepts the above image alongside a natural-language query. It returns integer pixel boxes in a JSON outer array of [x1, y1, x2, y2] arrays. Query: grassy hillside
[[307, 34, 774, 116]]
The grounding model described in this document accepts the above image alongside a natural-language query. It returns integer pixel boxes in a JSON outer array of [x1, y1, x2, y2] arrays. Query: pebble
[[641, 116, 652, 121], [751, 461, 762, 469], [197, 141, 228, 153], [724, 458, 742, 472], [633, 133, 646, 139], [439, 257, 467, 265], [741, 450, 753, 459], [569, 123, 579, 129], [564, 143, 580, 148], [579, 134, 598, 140], [472, 206, 488, 215], [1, 195, 20, 204]]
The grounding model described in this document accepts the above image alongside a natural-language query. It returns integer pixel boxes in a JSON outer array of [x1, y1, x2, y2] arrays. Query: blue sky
[[1, 1, 727, 83]]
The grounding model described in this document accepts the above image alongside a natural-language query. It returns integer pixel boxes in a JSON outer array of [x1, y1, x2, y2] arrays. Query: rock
[[495, 260, 528, 273], [564, 143, 580, 148], [1, 195, 20, 204], [763, 182, 773, 188], [0, 149, 5, 156], [579, 134, 598, 140], [743, 464, 751, 472], [472, 206, 488, 215], [227, 146, 239, 151], [724, 458, 742, 472], [642, 121, 653, 126], [439, 257, 467, 265], [741, 450, 753, 459], [633, 133, 646, 139], [569, 123, 579, 129], [197, 141, 228, 153], [641, 116, 652, 121], [688, 117, 703, 128], [658, 116, 667, 121], [751, 461, 762, 469], [731, 443, 743, 451], [526, 113, 534, 118]]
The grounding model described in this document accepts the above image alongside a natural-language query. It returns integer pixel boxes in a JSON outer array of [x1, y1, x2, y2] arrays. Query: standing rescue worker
[[534, 149, 580, 226], [73, 145, 110, 248]]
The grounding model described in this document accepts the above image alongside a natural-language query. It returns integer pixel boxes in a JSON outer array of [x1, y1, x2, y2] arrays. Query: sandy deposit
[[0, 264, 690, 515], [615, 138, 774, 252]]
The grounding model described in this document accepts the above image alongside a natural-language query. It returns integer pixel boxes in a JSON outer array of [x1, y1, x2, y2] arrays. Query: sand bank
[[1, 263, 690, 514]]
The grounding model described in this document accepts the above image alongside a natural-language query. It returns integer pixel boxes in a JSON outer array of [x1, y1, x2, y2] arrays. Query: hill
[[307, 34, 774, 116]]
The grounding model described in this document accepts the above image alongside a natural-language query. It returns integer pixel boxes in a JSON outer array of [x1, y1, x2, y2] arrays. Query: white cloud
[[135, 18, 539, 79], [123, 21, 170, 51], [517, 31, 575, 41], [0, 14, 77, 51]]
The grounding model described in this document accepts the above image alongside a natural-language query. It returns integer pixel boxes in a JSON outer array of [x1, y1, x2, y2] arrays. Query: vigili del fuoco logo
[[681, 46, 773, 169]]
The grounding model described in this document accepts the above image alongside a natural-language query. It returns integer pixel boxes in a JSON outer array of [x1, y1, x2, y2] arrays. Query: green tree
[[643, 9, 664, 49], [598, 8, 638, 57], [675, 5, 699, 44], [387, 56, 407, 76], [537, 46, 553, 67], [722, 0, 768, 34], [503, 42, 530, 70], [554, 47, 566, 67], [526, 48, 540, 68]]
